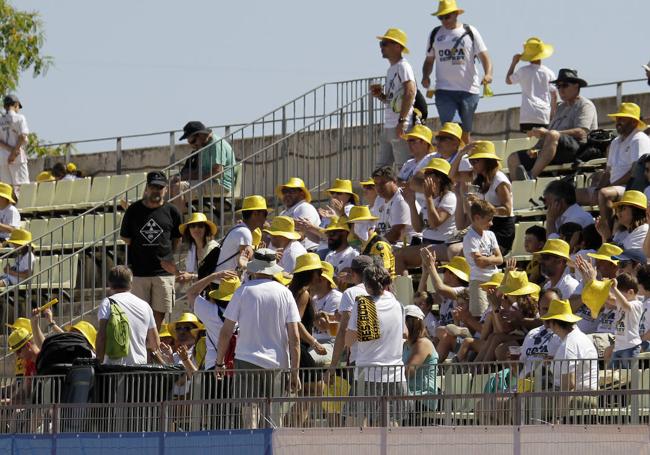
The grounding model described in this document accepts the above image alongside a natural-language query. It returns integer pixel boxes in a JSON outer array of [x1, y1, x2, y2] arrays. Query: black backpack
[[36, 332, 94, 375], [413, 90, 428, 123], [197, 227, 242, 280], [427, 24, 475, 55]]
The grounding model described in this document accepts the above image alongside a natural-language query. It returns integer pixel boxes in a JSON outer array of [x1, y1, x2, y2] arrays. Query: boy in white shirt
[[462, 200, 503, 317], [635, 264, 650, 352], [608, 273, 643, 366], [0, 95, 30, 192]]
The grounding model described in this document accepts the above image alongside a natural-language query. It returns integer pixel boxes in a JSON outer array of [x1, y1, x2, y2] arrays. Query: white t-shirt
[[519, 325, 561, 376], [544, 267, 579, 300], [216, 223, 252, 272], [312, 289, 341, 342], [596, 308, 617, 334], [555, 204, 594, 232], [618, 224, 649, 251], [607, 130, 650, 184], [277, 240, 307, 274], [185, 240, 218, 274], [193, 295, 226, 370], [553, 327, 598, 391], [375, 190, 411, 243], [280, 200, 321, 251], [223, 278, 301, 369], [478, 171, 513, 217], [398, 153, 435, 182], [463, 226, 499, 281], [424, 312, 438, 338], [325, 246, 359, 274], [339, 283, 367, 362], [97, 291, 156, 365], [349, 291, 405, 382], [384, 58, 415, 129], [639, 296, 650, 338], [421, 191, 457, 241], [0, 110, 28, 163], [510, 64, 557, 125], [614, 299, 643, 351], [6, 250, 35, 285], [426, 24, 488, 94], [0, 204, 19, 241], [438, 286, 465, 325]]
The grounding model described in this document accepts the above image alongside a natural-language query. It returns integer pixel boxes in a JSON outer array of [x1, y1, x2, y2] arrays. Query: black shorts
[[520, 123, 548, 133], [517, 134, 581, 172]]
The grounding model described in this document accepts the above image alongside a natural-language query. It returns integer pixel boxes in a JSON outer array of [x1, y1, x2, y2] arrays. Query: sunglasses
[[175, 326, 193, 333], [436, 136, 454, 142], [379, 40, 394, 47], [281, 188, 302, 194], [406, 138, 423, 144], [438, 13, 453, 21], [555, 83, 573, 89]]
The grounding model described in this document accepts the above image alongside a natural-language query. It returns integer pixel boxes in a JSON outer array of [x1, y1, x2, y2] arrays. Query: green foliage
[[26, 133, 75, 158]]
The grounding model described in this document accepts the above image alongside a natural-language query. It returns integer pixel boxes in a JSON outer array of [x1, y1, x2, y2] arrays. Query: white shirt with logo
[[519, 325, 561, 376], [375, 190, 412, 244], [614, 299, 643, 351], [463, 226, 499, 281]]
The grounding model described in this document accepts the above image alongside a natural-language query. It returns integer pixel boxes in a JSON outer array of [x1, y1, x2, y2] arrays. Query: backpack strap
[[427, 26, 442, 53], [362, 234, 384, 256], [215, 225, 248, 268]]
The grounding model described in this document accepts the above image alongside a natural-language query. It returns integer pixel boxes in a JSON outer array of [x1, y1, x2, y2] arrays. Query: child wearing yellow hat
[[606, 273, 643, 367], [0, 228, 35, 287], [0, 182, 20, 244]]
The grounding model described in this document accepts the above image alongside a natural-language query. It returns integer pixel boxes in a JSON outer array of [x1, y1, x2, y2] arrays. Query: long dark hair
[[473, 158, 500, 194], [628, 207, 647, 232], [406, 316, 427, 345], [289, 269, 320, 325], [182, 222, 212, 247], [426, 169, 453, 196]]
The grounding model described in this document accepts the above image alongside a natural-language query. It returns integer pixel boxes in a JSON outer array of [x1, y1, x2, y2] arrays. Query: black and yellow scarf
[[356, 295, 381, 342]]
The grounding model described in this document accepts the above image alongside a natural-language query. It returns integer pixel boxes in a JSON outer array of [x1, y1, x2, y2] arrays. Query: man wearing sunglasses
[[508, 69, 598, 181]]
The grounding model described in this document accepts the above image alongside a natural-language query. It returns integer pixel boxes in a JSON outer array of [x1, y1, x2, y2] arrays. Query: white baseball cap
[[404, 305, 425, 320]]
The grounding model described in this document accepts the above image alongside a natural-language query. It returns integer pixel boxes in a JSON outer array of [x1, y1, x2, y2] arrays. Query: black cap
[[351, 255, 374, 272], [3, 94, 22, 108], [179, 121, 211, 141], [551, 69, 588, 88], [146, 171, 168, 187]]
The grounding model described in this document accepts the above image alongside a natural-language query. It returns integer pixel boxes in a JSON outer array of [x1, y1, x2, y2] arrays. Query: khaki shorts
[[131, 275, 175, 314], [469, 280, 489, 317]]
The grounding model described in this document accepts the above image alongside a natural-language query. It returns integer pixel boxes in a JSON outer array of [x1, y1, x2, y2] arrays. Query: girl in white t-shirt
[[177, 213, 218, 283], [605, 192, 648, 250]]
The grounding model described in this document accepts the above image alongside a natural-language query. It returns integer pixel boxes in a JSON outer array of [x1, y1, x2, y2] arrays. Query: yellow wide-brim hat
[[263, 215, 302, 240], [422, 157, 451, 177], [535, 238, 571, 260], [6, 317, 31, 333], [439, 256, 470, 283], [168, 313, 204, 338], [436, 122, 465, 147], [327, 179, 360, 205], [320, 261, 337, 288], [480, 272, 505, 288], [520, 37, 554, 62], [66, 162, 77, 173], [7, 228, 32, 246], [9, 327, 32, 352], [324, 216, 350, 233], [237, 195, 271, 214], [273, 272, 293, 286], [582, 278, 614, 319], [468, 141, 501, 161], [432, 0, 464, 16], [179, 212, 218, 236], [36, 171, 55, 182], [613, 190, 647, 211], [587, 243, 623, 265], [540, 299, 582, 323], [376, 28, 409, 54], [293, 252, 323, 274], [347, 205, 378, 223], [208, 276, 242, 302], [159, 323, 173, 339], [404, 124, 434, 151], [499, 270, 541, 297], [607, 103, 647, 130], [65, 321, 97, 350], [276, 177, 312, 203], [0, 182, 15, 204], [360, 178, 375, 187]]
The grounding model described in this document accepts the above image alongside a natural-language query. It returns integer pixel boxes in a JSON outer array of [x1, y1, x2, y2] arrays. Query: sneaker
[[515, 164, 530, 181]]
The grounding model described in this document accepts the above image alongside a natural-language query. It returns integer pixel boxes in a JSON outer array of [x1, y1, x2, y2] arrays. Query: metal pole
[[616, 82, 623, 106], [116, 137, 122, 175], [169, 131, 176, 166], [282, 106, 288, 182]]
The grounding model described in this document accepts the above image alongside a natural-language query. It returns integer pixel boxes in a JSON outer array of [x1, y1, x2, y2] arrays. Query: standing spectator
[[537, 239, 579, 299], [372, 166, 411, 245], [422, 0, 492, 145], [96, 266, 162, 365], [0, 182, 20, 244], [264, 216, 307, 275], [543, 179, 594, 236], [176, 212, 218, 283], [0, 228, 34, 287], [399, 124, 436, 182], [120, 171, 182, 327], [324, 217, 359, 281], [277, 177, 321, 251], [508, 69, 598, 180], [0, 95, 29, 193], [505, 37, 557, 132], [371, 28, 416, 169]]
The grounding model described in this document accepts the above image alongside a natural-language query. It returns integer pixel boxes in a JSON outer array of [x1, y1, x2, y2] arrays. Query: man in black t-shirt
[[120, 171, 182, 328]]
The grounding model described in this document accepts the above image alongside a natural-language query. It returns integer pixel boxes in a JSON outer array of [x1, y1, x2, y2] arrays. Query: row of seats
[[491, 136, 536, 163], [16, 254, 78, 291]]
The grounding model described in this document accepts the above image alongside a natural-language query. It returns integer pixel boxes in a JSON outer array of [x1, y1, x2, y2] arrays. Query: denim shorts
[[434, 89, 480, 132], [609, 344, 642, 368]]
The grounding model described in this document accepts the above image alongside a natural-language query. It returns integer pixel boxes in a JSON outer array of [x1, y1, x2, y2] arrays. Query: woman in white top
[[177, 213, 218, 283], [604, 190, 649, 251]]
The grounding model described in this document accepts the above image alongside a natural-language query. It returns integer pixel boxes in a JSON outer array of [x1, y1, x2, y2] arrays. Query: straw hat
[[498, 271, 541, 297], [247, 248, 284, 276], [159, 323, 173, 340], [327, 179, 360, 205], [8, 327, 32, 352], [422, 157, 451, 176], [535, 238, 571, 260], [0, 182, 15, 204], [276, 177, 312, 203], [168, 313, 205, 338], [320, 261, 337, 288], [540, 299, 582, 323], [208, 277, 242, 302], [468, 141, 501, 161], [520, 37, 554, 62], [65, 321, 97, 350], [293, 253, 323, 275], [404, 124, 434, 151], [376, 28, 409, 54], [607, 103, 647, 130], [237, 195, 270, 214], [347, 205, 379, 223], [480, 272, 505, 288], [435, 122, 464, 145], [6, 317, 31, 333], [582, 278, 614, 319], [587, 243, 623, 265], [432, 0, 464, 16], [7, 228, 32, 247], [36, 171, 55, 182], [324, 216, 350, 233], [439, 256, 470, 283], [179, 212, 217, 236], [263, 216, 302, 240], [613, 190, 647, 211]]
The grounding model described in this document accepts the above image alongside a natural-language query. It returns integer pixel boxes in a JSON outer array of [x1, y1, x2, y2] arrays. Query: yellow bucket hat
[[498, 270, 541, 297], [7, 228, 32, 247], [65, 321, 97, 350], [376, 28, 409, 54], [9, 327, 32, 352], [327, 179, 360, 205], [66, 162, 77, 173], [582, 278, 614, 319], [540, 299, 582, 323], [480, 272, 505, 289], [293, 252, 323, 274], [277, 177, 312, 203], [435, 122, 464, 146], [587, 243, 623, 265], [263, 216, 302, 240], [237, 195, 270, 214], [273, 272, 293, 286], [7, 317, 32, 333], [439, 256, 470, 283], [535, 238, 571, 260], [179, 212, 218, 236], [613, 190, 647, 211], [404, 124, 434, 150], [159, 323, 173, 340], [468, 141, 501, 161], [252, 227, 262, 248], [320, 261, 337, 288], [520, 37, 554, 62], [169, 313, 204, 338], [608, 103, 647, 130], [347, 205, 378, 223], [422, 157, 451, 177], [432, 0, 464, 16], [36, 171, 55, 182], [324, 216, 351, 233], [360, 178, 375, 187], [0, 182, 15, 204], [208, 276, 242, 302]]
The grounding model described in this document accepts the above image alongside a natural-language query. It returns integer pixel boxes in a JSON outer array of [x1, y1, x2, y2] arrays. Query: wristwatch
[[398, 117, 407, 123]]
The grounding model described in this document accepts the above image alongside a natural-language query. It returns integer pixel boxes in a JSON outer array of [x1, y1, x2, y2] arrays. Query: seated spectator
[[557, 222, 583, 253], [372, 166, 412, 245], [402, 305, 438, 413], [508, 68, 598, 180], [51, 162, 68, 181], [310, 261, 342, 365], [602, 190, 649, 250], [177, 212, 218, 283], [537, 239, 579, 299], [167, 313, 203, 354], [413, 290, 438, 339], [158, 323, 174, 348], [636, 264, 650, 353], [264, 216, 307, 273], [0, 182, 20, 244], [398, 125, 436, 182], [543, 179, 594, 236], [35, 170, 55, 182], [6, 317, 32, 377], [347, 206, 395, 275], [359, 178, 379, 215], [277, 177, 321, 251], [570, 224, 603, 280], [505, 37, 557, 132], [324, 217, 359, 284], [524, 225, 546, 284], [66, 162, 82, 179], [0, 228, 34, 287]]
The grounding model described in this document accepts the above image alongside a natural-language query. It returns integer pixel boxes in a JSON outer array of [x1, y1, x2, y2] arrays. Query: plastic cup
[[328, 321, 340, 336]]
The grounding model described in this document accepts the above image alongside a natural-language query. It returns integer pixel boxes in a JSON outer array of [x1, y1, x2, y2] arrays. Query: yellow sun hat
[[168, 313, 204, 338], [252, 227, 262, 248], [587, 243, 623, 265], [65, 321, 97, 350], [435, 122, 464, 146], [404, 124, 434, 151], [7, 228, 32, 247], [0, 182, 15, 204], [293, 253, 323, 275], [263, 216, 302, 240], [237, 195, 271, 214], [432, 0, 465, 16], [6, 317, 31, 333], [66, 162, 77, 173], [582, 278, 614, 319], [360, 178, 375, 187], [520, 37, 554, 62], [273, 272, 293, 286], [36, 171, 55, 182], [320, 261, 337, 288], [8, 327, 32, 353], [439, 256, 470, 283], [376, 28, 409, 54], [347, 205, 379, 223], [480, 272, 505, 289], [327, 179, 360, 205], [607, 103, 647, 130], [498, 270, 541, 297], [324, 216, 351, 233], [535, 238, 571, 260], [159, 323, 173, 340], [208, 276, 242, 302], [422, 157, 451, 177], [468, 141, 501, 161], [540, 299, 582, 323], [179, 212, 217, 236], [613, 190, 647, 211], [276, 177, 312, 203]]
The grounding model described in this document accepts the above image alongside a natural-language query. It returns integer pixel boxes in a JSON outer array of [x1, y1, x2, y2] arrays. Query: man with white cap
[[0, 94, 29, 193]]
